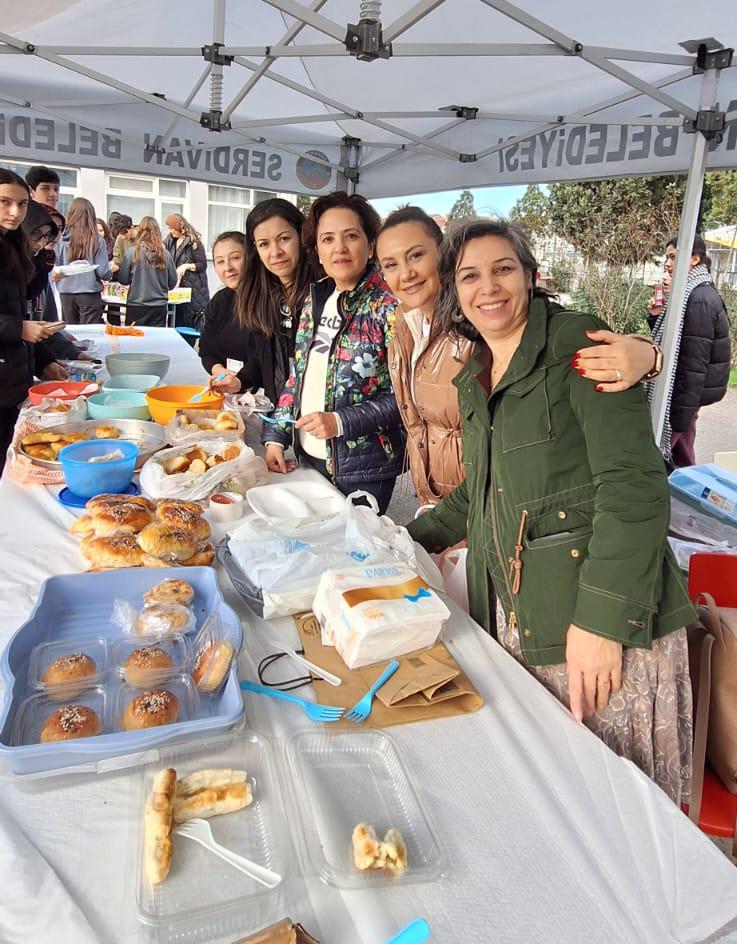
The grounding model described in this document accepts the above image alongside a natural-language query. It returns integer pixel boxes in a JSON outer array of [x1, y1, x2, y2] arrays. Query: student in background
[[117, 216, 177, 327], [54, 197, 112, 324], [110, 215, 136, 275], [96, 218, 114, 261], [164, 213, 209, 329], [25, 166, 60, 212]]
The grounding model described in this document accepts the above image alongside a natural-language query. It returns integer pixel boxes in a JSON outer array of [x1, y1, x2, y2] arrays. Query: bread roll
[[81, 534, 146, 569], [135, 603, 192, 636], [173, 781, 252, 823], [181, 543, 215, 567], [42, 652, 97, 693], [40, 704, 101, 743], [124, 646, 174, 686], [90, 502, 153, 536], [144, 768, 176, 885], [154, 505, 210, 542], [175, 767, 247, 798], [143, 578, 194, 607], [156, 499, 204, 517], [137, 524, 200, 562], [192, 640, 234, 693], [70, 514, 95, 534], [86, 494, 155, 513], [163, 455, 190, 475], [123, 689, 180, 730], [223, 444, 241, 461]]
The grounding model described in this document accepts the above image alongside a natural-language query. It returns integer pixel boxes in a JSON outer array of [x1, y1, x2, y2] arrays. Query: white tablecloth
[[1, 328, 736, 944]]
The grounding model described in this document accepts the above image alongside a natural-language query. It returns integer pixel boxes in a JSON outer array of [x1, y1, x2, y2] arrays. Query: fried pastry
[[352, 823, 407, 875], [144, 768, 176, 885], [93, 425, 121, 439], [173, 781, 252, 823]]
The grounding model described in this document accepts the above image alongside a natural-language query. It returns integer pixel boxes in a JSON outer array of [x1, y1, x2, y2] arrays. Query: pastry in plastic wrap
[[143, 578, 195, 607], [313, 565, 450, 669], [135, 603, 194, 636]]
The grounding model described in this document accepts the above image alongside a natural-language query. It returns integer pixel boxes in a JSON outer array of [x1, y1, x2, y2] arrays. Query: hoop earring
[[451, 309, 465, 323]]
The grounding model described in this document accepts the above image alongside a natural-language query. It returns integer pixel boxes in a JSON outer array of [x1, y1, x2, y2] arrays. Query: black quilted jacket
[[671, 283, 731, 432]]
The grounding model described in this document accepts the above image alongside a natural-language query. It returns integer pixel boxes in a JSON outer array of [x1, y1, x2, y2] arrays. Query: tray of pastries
[[19, 419, 166, 470], [0, 567, 244, 778]]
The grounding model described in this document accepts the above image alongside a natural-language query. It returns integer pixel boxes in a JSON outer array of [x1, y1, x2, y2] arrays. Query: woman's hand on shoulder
[[572, 330, 657, 392], [565, 623, 622, 721]]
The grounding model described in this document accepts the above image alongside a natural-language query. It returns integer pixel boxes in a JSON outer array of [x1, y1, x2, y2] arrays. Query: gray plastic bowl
[[105, 353, 170, 381]]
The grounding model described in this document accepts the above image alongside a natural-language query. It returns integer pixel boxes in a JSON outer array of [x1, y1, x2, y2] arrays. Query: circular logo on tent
[[296, 150, 332, 191]]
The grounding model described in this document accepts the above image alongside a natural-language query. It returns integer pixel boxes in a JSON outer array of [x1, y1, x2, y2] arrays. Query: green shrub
[[569, 267, 651, 335]]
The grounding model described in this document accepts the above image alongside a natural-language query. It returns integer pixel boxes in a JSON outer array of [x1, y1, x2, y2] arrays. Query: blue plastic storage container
[[0, 567, 244, 777], [59, 438, 138, 498]]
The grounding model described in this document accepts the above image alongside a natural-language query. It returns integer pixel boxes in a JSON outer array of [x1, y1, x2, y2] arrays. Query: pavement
[[385, 389, 737, 525]]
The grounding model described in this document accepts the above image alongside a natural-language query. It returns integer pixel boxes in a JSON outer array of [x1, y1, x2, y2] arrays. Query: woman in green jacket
[[408, 220, 694, 804]]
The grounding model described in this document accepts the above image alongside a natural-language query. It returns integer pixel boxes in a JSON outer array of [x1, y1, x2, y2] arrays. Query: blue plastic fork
[[256, 412, 297, 425], [240, 680, 344, 722], [345, 660, 400, 723], [386, 919, 431, 944], [190, 373, 226, 402]]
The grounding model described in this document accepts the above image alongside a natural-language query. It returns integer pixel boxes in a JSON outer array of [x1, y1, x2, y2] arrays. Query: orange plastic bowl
[[28, 380, 99, 405], [145, 385, 224, 424]]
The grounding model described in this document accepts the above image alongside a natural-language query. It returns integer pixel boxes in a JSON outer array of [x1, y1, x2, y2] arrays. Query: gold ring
[[615, 369, 622, 382]]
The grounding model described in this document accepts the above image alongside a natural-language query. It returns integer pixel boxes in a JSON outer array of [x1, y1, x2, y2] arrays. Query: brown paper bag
[[231, 918, 320, 944], [293, 612, 484, 728]]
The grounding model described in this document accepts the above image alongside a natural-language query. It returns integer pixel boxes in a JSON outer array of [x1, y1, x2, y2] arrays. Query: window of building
[[105, 173, 186, 230], [0, 159, 78, 214]]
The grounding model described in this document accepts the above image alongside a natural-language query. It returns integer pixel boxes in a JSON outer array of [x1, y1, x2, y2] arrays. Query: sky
[[370, 184, 528, 219]]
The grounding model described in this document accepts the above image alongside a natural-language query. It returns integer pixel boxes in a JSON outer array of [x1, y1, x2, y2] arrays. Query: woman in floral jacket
[[264, 191, 404, 513]]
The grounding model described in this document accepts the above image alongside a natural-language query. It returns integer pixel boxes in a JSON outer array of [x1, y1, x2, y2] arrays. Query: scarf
[[646, 263, 712, 460]]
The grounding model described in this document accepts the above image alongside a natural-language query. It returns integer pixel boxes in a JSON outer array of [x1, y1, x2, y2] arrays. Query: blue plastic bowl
[[87, 389, 151, 421], [59, 439, 139, 498], [101, 374, 160, 394]]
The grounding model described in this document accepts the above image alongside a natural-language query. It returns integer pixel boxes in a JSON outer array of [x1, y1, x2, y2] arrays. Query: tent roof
[[1, 0, 736, 196]]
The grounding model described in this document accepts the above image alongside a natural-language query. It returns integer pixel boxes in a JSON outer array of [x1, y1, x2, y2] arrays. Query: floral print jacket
[[265, 262, 405, 483]]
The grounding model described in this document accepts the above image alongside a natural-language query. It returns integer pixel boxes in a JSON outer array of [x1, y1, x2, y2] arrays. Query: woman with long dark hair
[[0, 171, 60, 472], [96, 218, 114, 261], [54, 197, 111, 324], [164, 212, 209, 329], [200, 201, 316, 404], [117, 216, 177, 326]]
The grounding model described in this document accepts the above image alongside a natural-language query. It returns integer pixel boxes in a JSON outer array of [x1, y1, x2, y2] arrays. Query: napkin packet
[[312, 563, 450, 670], [232, 918, 320, 943]]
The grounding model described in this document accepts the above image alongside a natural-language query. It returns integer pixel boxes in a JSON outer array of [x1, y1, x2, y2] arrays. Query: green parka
[[408, 297, 695, 666]]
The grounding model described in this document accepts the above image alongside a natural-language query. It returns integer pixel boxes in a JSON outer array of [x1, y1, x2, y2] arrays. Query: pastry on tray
[[81, 533, 147, 570], [137, 524, 200, 563], [39, 704, 101, 742], [192, 639, 234, 693], [144, 768, 176, 885], [86, 494, 156, 513], [154, 504, 211, 542], [42, 652, 97, 694], [143, 578, 194, 607], [124, 646, 174, 686], [135, 603, 192, 636], [123, 689, 180, 730], [173, 767, 251, 822]]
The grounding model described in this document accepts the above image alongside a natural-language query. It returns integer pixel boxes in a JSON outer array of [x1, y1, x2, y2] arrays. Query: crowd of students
[[1, 163, 733, 806]]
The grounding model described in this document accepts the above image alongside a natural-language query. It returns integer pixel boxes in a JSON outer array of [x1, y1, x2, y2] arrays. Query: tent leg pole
[[649, 64, 720, 447]]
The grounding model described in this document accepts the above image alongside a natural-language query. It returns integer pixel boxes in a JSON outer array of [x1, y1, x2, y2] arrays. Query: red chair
[[687, 552, 737, 857]]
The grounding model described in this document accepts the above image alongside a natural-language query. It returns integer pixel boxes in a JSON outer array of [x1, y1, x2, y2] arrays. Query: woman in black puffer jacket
[[164, 213, 210, 330], [658, 234, 731, 467]]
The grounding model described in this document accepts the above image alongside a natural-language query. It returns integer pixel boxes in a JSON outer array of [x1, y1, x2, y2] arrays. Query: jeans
[[60, 292, 103, 325], [301, 453, 396, 515]]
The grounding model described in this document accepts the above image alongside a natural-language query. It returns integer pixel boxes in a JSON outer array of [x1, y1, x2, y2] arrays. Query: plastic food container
[[134, 733, 291, 936], [189, 610, 241, 695], [112, 674, 199, 733], [28, 380, 99, 405], [12, 686, 108, 746], [27, 634, 108, 697], [146, 386, 224, 425], [87, 390, 151, 421], [105, 352, 170, 380], [59, 438, 138, 498], [284, 729, 445, 888], [102, 374, 160, 394], [166, 408, 245, 445], [112, 633, 190, 687], [0, 568, 243, 778]]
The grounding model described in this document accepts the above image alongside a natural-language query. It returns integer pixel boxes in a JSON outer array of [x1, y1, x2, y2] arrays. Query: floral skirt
[[496, 602, 693, 805]]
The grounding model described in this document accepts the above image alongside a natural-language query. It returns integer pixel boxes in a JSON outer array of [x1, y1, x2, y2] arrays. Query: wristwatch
[[630, 334, 664, 380]]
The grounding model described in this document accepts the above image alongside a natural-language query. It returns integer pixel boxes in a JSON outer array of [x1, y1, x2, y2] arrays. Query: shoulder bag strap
[[689, 628, 714, 827]]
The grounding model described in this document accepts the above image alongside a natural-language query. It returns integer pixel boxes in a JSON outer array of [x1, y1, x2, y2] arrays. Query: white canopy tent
[[1, 0, 736, 440]]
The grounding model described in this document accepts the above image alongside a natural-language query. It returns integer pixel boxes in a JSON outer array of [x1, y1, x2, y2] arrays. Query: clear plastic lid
[[166, 408, 245, 446], [113, 598, 196, 637], [12, 687, 108, 746], [111, 633, 191, 688], [190, 611, 240, 696], [27, 635, 109, 697], [112, 674, 200, 733], [284, 729, 446, 888], [134, 732, 292, 933]]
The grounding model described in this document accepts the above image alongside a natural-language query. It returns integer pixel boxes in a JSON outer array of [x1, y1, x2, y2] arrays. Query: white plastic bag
[[22, 395, 88, 428], [227, 491, 443, 616], [139, 438, 263, 500], [164, 409, 245, 446], [435, 546, 469, 612]]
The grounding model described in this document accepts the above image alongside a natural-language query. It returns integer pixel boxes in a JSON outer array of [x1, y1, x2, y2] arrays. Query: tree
[[705, 171, 737, 226], [296, 194, 314, 215], [509, 184, 550, 239], [447, 189, 476, 221]]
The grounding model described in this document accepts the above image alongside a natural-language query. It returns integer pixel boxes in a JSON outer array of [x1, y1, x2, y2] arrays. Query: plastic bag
[[22, 395, 88, 428], [139, 438, 262, 500], [226, 491, 443, 616], [223, 389, 273, 417], [112, 598, 196, 636], [190, 611, 239, 694], [434, 545, 469, 612], [165, 409, 245, 446]]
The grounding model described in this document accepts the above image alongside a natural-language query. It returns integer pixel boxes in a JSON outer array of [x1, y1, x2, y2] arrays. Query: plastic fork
[[284, 647, 343, 687], [173, 818, 281, 888], [240, 680, 344, 722], [256, 412, 297, 425], [386, 919, 431, 944], [345, 660, 400, 723], [189, 373, 225, 403]]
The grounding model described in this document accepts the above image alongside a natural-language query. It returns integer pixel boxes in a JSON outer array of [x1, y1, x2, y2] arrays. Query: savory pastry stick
[[145, 768, 176, 885], [176, 768, 247, 798], [172, 781, 252, 823]]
